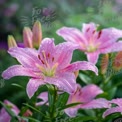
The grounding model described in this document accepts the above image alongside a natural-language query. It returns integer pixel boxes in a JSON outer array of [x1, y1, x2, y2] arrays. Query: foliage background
[[0, 0, 122, 121]]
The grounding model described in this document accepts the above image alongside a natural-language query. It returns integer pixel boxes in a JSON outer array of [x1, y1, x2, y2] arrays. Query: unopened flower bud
[[23, 27, 33, 48], [8, 35, 17, 49], [112, 51, 122, 71], [101, 54, 109, 74], [32, 20, 42, 48]]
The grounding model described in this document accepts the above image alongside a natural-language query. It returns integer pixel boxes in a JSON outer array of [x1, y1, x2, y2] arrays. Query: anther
[[86, 28, 90, 32], [52, 57, 54, 62], [38, 55, 41, 60], [47, 53, 50, 58], [97, 30, 102, 39]]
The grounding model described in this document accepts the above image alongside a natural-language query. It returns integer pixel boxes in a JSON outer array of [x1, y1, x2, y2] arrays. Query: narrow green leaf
[[10, 117, 18, 122], [56, 92, 69, 108], [79, 73, 92, 84], [70, 116, 96, 122], [11, 83, 25, 89], [23, 103, 46, 117], [18, 116, 40, 122], [48, 91, 53, 107], [59, 102, 81, 110], [108, 87, 117, 99]]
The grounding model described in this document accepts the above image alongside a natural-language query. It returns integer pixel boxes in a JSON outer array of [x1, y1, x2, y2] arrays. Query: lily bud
[[112, 51, 122, 71], [101, 54, 109, 74], [8, 35, 17, 49], [32, 20, 42, 48], [23, 109, 32, 117], [23, 27, 33, 48]]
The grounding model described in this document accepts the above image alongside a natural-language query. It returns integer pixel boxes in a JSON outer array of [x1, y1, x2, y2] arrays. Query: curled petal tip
[[2, 70, 10, 80]]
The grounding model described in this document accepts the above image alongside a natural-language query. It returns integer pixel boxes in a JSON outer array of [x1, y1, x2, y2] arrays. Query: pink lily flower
[[0, 100, 20, 122], [36, 84, 109, 117], [36, 92, 48, 106], [57, 22, 122, 64], [65, 84, 109, 117], [103, 98, 122, 118], [2, 38, 98, 98]]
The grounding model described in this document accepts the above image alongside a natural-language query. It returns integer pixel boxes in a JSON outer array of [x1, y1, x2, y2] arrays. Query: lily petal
[[38, 38, 56, 65], [36, 92, 48, 106], [100, 41, 122, 53], [45, 73, 76, 94], [0, 100, 20, 122], [81, 98, 109, 109], [4, 100, 20, 115], [86, 52, 99, 64], [39, 38, 55, 56], [8, 47, 40, 68], [82, 23, 97, 41], [0, 109, 11, 122], [110, 98, 122, 107], [57, 27, 87, 49], [98, 28, 122, 49], [57, 73, 77, 94], [80, 84, 103, 102], [63, 61, 98, 75], [27, 78, 44, 98], [55, 42, 78, 69], [65, 107, 78, 117], [2, 65, 39, 79], [103, 107, 122, 118]]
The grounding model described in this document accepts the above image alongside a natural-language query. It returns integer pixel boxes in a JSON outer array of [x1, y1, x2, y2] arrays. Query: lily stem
[[49, 86, 57, 122]]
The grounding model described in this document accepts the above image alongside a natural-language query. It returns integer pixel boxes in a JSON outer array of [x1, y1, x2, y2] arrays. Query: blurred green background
[[0, 0, 122, 114]]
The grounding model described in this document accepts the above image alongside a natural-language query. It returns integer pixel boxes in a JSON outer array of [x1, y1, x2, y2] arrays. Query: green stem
[[48, 85, 57, 122], [104, 75, 112, 84], [51, 86, 57, 121]]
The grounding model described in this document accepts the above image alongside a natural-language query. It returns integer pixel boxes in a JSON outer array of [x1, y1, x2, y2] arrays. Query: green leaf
[[79, 73, 92, 84], [11, 83, 25, 89], [48, 91, 54, 107], [10, 117, 18, 122], [56, 92, 69, 108], [18, 116, 40, 122], [59, 102, 81, 110], [23, 103, 46, 117], [108, 87, 117, 99], [70, 116, 96, 122]]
